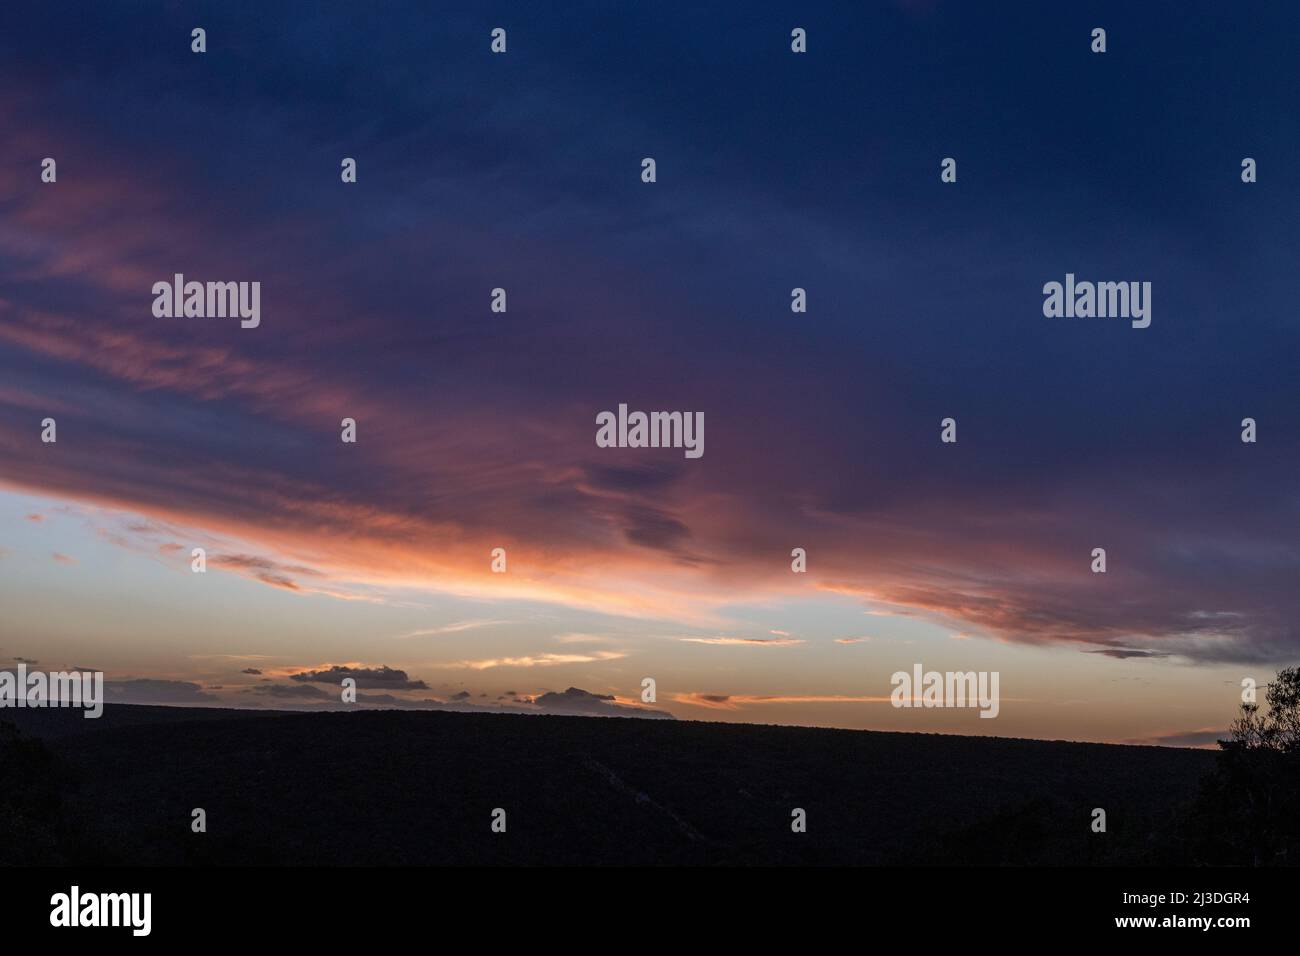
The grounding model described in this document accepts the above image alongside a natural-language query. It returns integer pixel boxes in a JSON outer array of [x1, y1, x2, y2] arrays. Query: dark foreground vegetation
[[8, 669, 1300, 866], [14, 697, 1285, 866]]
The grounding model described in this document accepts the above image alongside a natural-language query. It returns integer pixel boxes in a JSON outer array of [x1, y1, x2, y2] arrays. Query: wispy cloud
[[673, 692, 892, 710], [552, 633, 616, 645], [446, 651, 628, 670], [677, 636, 805, 647], [1119, 727, 1226, 749], [395, 620, 509, 639]]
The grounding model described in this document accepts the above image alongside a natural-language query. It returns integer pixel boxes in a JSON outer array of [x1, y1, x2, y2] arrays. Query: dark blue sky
[[1, 1, 1298, 736]]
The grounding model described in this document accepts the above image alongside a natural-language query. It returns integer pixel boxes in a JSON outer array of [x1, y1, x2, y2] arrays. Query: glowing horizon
[[3, 2, 1297, 750]]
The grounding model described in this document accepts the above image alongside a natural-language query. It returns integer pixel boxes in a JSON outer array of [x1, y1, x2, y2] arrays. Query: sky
[[1, 1, 1297, 745]]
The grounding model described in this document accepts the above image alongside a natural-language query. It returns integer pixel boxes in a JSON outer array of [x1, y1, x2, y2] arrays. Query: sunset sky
[[2, 1, 1297, 745]]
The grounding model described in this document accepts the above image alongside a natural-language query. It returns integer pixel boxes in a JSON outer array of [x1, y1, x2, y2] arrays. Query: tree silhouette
[[1188, 668, 1300, 865]]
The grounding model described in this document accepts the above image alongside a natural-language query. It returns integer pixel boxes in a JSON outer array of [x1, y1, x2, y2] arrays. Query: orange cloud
[[677, 636, 805, 647], [444, 651, 628, 670], [673, 692, 893, 710]]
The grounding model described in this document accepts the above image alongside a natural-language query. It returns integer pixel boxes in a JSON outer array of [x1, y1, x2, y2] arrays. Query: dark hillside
[[2, 706, 1215, 865]]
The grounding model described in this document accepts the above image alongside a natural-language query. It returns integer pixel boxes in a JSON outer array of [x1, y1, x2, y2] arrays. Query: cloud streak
[[1, 0, 1298, 686]]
